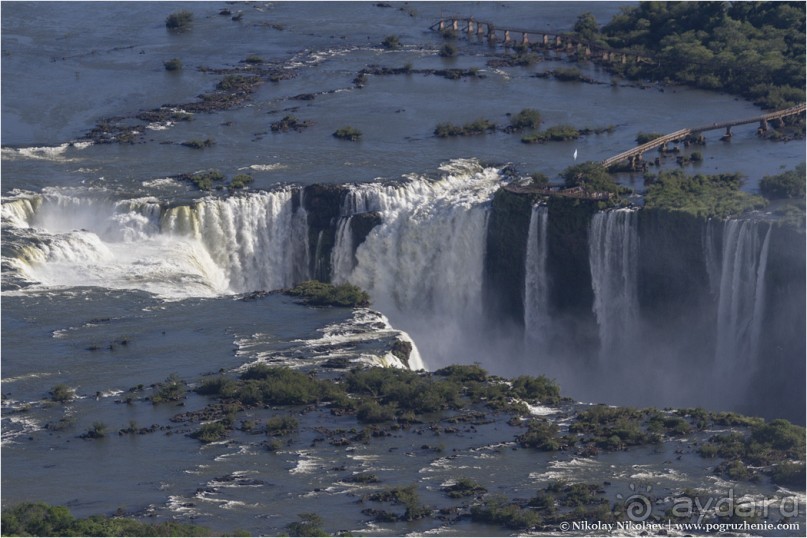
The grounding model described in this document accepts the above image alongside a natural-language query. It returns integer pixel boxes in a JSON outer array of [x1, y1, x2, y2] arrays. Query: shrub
[[266, 415, 299, 436], [511, 375, 561, 404], [530, 173, 549, 188], [237, 366, 337, 405], [230, 174, 253, 189], [442, 477, 487, 498], [771, 462, 806, 488], [561, 161, 620, 193], [287, 513, 328, 537], [434, 122, 465, 137], [192, 421, 227, 443], [184, 169, 226, 191], [517, 420, 562, 450], [216, 74, 260, 92], [644, 170, 767, 218], [434, 364, 488, 382], [333, 126, 362, 141], [356, 400, 397, 423], [271, 115, 311, 132], [83, 422, 107, 439], [1, 502, 212, 537], [553, 67, 582, 81], [181, 138, 214, 149], [195, 376, 235, 396], [369, 485, 428, 520], [636, 132, 663, 144], [510, 108, 542, 130], [470, 495, 540, 530], [165, 10, 193, 31], [439, 43, 458, 57], [382, 35, 401, 50], [344, 472, 380, 484], [759, 163, 806, 200], [163, 58, 182, 71], [49, 384, 75, 403], [286, 280, 370, 307], [151, 373, 186, 404], [434, 119, 495, 137]]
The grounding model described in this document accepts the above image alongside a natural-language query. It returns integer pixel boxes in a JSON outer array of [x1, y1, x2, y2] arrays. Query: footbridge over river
[[429, 17, 652, 64], [601, 103, 806, 169]]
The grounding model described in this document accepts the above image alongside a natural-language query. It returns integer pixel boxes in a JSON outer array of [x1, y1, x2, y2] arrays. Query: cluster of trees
[[643, 170, 767, 218], [577, 2, 805, 109], [1, 502, 213, 537]]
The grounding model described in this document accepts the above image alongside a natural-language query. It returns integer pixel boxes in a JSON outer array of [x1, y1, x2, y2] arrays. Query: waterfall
[[524, 205, 550, 346], [161, 190, 309, 292], [589, 208, 640, 359], [335, 161, 500, 318], [4, 189, 310, 297], [714, 219, 772, 373], [330, 217, 354, 284]]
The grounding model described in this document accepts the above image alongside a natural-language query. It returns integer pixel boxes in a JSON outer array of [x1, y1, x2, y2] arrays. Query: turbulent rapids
[[1, 159, 803, 418]]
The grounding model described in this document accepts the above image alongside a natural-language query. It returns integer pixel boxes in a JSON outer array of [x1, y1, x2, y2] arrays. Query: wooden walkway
[[601, 103, 806, 168], [503, 183, 612, 201], [429, 17, 651, 64]]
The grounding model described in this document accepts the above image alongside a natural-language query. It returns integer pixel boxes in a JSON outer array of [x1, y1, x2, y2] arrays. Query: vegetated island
[[7, 361, 803, 535]]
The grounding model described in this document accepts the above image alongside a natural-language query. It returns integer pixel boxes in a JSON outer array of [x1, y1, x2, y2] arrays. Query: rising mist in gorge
[[4, 160, 803, 421]]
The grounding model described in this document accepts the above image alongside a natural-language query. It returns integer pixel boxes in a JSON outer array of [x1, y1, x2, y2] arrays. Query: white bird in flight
[[573, 148, 578, 161]]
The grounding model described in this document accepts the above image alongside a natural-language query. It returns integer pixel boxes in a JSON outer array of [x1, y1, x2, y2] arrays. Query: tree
[[287, 513, 328, 537], [759, 163, 806, 199], [561, 162, 620, 193], [165, 10, 193, 31], [574, 12, 600, 41]]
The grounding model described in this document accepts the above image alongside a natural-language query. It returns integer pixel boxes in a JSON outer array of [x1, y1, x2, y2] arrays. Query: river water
[[2, 2, 804, 535]]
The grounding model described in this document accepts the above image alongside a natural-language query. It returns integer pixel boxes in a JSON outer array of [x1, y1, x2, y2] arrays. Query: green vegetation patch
[[286, 280, 370, 307], [600, 2, 806, 109], [165, 10, 193, 31], [561, 162, 623, 194], [442, 477, 487, 498], [163, 58, 182, 71], [49, 383, 75, 403], [470, 495, 541, 530], [509, 108, 542, 131], [434, 118, 496, 137], [2, 502, 213, 537], [521, 124, 581, 144], [271, 115, 312, 132], [382, 35, 401, 50], [333, 126, 362, 141], [760, 163, 806, 200], [643, 170, 767, 218]]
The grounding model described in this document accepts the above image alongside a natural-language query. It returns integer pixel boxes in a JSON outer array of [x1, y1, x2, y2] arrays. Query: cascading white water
[[333, 161, 499, 318], [328, 160, 502, 370], [524, 204, 551, 346], [589, 208, 640, 359], [3, 189, 310, 298], [330, 217, 354, 284], [714, 219, 772, 374], [162, 190, 309, 292]]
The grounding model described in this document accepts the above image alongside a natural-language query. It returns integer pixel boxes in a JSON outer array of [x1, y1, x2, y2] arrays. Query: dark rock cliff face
[[350, 211, 383, 249], [757, 223, 806, 422], [635, 209, 717, 362], [483, 189, 535, 327], [303, 184, 348, 282], [545, 197, 600, 316]]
